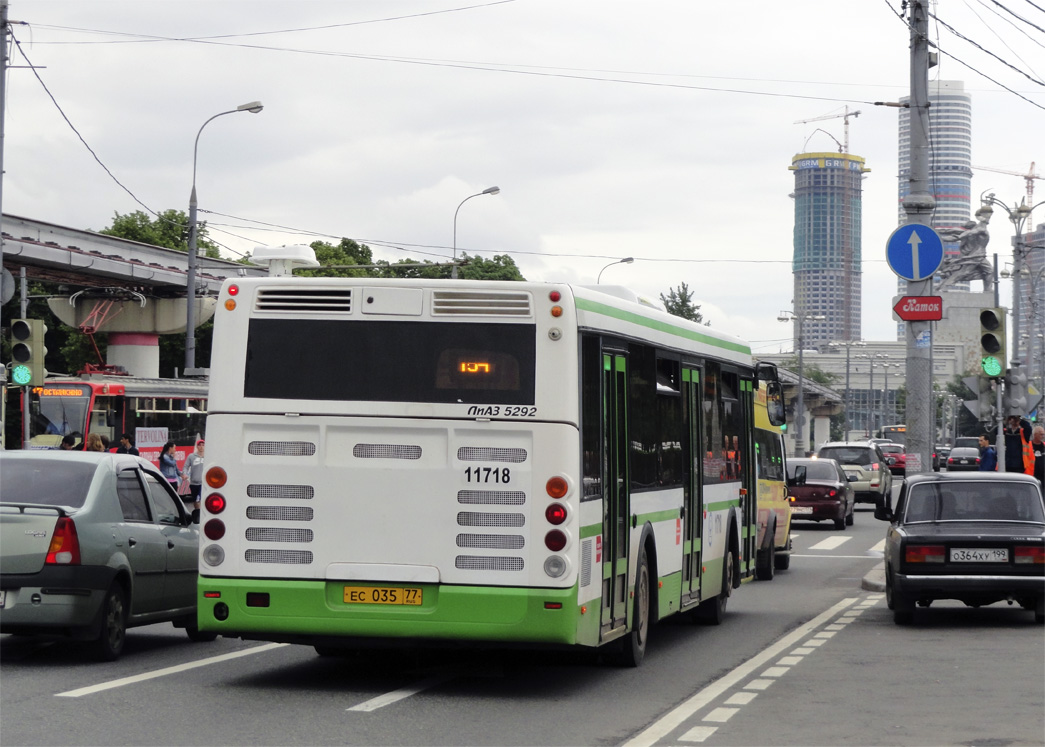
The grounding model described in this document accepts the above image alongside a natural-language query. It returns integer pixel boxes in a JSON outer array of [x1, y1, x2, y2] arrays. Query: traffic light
[[976, 376, 996, 422], [1003, 366, 1028, 416], [978, 308, 1006, 379], [9, 318, 47, 386]]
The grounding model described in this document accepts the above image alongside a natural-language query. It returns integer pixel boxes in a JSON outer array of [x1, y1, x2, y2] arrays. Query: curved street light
[[597, 257, 634, 283], [778, 311, 825, 455], [185, 101, 264, 374], [451, 186, 500, 279]]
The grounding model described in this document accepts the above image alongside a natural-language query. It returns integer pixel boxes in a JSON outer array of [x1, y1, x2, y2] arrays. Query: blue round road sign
[[885, 224, 944, 281]]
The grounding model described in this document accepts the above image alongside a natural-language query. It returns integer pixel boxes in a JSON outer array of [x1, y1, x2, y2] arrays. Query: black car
[[875, 472, 1045, 624], [945, 446, 981, 471]]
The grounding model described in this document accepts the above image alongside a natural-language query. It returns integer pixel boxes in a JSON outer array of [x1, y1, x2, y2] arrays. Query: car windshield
[[0, 457, 98, 509], [904, 482, 1045, 523], [880, 445, 903, 454], [788, 462, 839, 482], [818, 447, 874, 467]]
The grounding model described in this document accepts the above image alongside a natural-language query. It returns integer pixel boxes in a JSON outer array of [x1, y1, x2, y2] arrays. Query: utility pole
[[902, 1, 934, 476]]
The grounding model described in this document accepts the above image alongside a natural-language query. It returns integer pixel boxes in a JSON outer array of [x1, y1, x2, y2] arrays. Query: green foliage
[[97, 209, 221, 258], [660, 282, 708, 325], [778, 356, 840, 387]]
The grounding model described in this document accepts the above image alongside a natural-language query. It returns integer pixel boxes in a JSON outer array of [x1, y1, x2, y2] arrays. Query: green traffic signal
[[981, 355, 1003, 378], [11, 362, 33, 386]]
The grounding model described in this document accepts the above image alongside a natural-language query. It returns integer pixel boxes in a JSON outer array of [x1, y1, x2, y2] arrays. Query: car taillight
[[947, 458, 955, 465], [871, 462, 880, 471], [827, 489, 837, 498], [1015, 546, 1045, 564], [45, 517, 81, 565], [906, 544, 945, 563]]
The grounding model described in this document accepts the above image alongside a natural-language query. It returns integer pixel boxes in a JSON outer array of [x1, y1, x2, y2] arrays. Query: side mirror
[[106, 409, 116, 428], [874, 505, 894, 522], [787, 465, 807, 487]]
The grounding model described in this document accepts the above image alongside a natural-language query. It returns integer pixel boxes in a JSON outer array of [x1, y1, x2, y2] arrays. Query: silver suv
[[1, 451, 212, 660], [815, 442, 893, 509]]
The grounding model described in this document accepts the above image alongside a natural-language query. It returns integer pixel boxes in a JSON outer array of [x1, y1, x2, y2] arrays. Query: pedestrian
[[99, 434, 111, 452], [159, 441, 180, 489], [1031, 426, 1045, 491], [116, 433, 140, 456], [1002, 416, 1033, 474], [978, 434, 997, 472], [59, 434, 77, 450], [182, 440, 205, 509], [86, 433, 106, 452]]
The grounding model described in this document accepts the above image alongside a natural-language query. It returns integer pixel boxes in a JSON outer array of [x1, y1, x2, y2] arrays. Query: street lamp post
[[185, 101, 263, 375], [451, 186, 500, 279], [779, 311, 825, 455], [882, 362, 902, 426], [829, 340, 866, 441], [857, 353, 888, 436], [597, 257, 634, 283], [982, 194, 1045, 370]]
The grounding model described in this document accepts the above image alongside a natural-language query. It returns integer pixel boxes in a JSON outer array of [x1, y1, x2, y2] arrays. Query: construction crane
[[972, 162, 1040, 207], [794, 106, 861, 154]]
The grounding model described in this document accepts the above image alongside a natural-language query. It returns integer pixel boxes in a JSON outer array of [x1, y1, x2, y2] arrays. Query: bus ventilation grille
[[245, 549, 313, 564], [248, 441, 316, 457], [352, 444, 422, 460], [581, 538, 592, 587], [432, 290, 531, 316], [456, 533, 525, 550], [245, 527, 314, 543], [457, 447, 527, 463], [246, 506, 314, 521], [458, 490, 526, 505], [247, 485, 315, 500], [255, 288, 353, 313], [457, 511, 525, 528], [455, 556, 524, 571]]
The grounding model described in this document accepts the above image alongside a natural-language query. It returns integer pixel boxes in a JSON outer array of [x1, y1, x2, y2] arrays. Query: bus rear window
[[244, 320, 536, 404]]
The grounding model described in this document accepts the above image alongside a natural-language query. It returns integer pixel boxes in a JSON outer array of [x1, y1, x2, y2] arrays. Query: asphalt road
[[3, 499, 1043, 747]]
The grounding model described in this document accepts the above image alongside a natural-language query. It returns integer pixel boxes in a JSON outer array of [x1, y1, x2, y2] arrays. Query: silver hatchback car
[[1, 451, 213, 660]]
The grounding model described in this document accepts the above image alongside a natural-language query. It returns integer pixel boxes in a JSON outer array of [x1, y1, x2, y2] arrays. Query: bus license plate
[[950, 548, 1008, 563], [344, 586, 422, 605]]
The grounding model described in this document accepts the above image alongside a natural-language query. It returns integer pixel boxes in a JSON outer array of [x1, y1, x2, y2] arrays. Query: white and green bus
[[197, 250, 785, 665]]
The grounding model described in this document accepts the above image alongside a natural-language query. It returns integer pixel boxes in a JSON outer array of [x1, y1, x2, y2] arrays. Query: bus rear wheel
[[698, 548, 734, 625]]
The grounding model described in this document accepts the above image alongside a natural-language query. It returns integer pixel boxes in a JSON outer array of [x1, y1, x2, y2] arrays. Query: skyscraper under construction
[[789, 152, 870, 351]]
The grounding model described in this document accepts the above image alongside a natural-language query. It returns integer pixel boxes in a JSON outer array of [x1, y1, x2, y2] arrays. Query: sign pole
[[901, 0, 934, 477]]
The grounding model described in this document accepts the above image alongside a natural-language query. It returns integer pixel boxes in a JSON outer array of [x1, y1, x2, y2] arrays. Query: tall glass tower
[[789, 152, 869, 351], [897, 79, 973, 295]]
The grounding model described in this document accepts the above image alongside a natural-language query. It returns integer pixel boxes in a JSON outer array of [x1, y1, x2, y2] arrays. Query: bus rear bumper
[[197, 578, 582, 646]]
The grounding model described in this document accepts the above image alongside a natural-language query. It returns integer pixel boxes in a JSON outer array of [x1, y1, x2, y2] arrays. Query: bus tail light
[[545, 530, 567, 552], [546, 476, 568, 499], [1015, 546, 1045, 564], [45, 517, 81, 565], [203, 544, 225, 567], [204, 519, 226, 541], [544, 555, 567, 578], [205, 493, 226, 514], [906, 544, 945, 563], [206, 467, 227, 489], [545, 504, 567, 525]]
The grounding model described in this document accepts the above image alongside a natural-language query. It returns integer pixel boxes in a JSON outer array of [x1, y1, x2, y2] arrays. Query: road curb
[[861, 562, 886, 592]]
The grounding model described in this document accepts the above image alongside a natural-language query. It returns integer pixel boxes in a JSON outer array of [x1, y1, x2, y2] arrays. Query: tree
[[660, 282, 708, 325], [97, 209, 221, 258], [778, 357, 840, 387]]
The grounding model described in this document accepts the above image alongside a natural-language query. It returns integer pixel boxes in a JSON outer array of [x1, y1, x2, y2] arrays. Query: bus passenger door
[[681, 367, 703, 604], [601, 352, 630, 634], [740, 379, 757, 577]]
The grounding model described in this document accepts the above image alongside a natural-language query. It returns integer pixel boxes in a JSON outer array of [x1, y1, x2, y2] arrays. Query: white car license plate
[[950, 547, 1008, 562], [792, 506, 813, 514]]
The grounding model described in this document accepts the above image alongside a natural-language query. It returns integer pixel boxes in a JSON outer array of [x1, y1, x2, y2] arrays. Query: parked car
[[934, 446, 950, 472], [815, 442, 893, 509], [786, 458, 856, 529], [946, 446, 982, 471], [875, 472, 1045, 624], [879, 443, 907, 476], [0, 451, 212, 660]]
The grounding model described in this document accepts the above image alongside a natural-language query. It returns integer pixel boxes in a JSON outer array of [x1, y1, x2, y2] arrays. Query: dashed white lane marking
[[679, 726, 718, 743], [347, 675, 453, 712], [620, 597, 857, 747], [724, 691, 758, 706], [55, 643, 288, 697], [808, 536, 852, 551], [703, 707, 739, 723], [744, 679, 774, 691]]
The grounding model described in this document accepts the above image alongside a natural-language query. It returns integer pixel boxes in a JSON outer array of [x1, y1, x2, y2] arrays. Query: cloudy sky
[[3, 0, 1042, 353]]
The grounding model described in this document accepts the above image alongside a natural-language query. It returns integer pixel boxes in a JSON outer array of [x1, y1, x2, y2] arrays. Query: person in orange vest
[[1002, 416, 1034, 475]]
